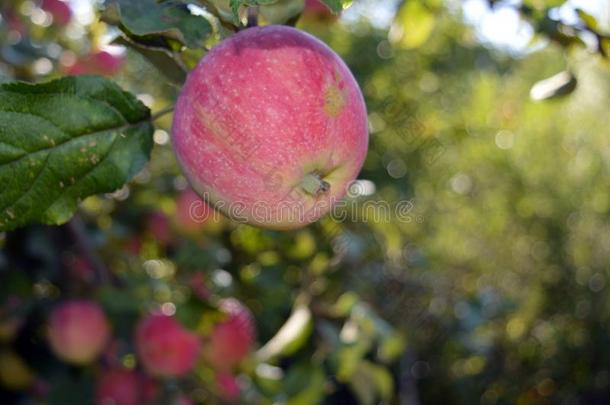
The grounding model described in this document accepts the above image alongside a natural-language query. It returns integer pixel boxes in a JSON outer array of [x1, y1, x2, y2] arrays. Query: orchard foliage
[[1, 0, 610, 404]]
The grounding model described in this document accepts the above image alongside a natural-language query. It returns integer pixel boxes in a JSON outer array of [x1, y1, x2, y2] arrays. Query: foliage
[[1, 0, 610, 404]]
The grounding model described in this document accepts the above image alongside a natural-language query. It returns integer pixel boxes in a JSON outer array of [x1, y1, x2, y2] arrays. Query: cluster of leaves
[[0, 0, 402, 404]]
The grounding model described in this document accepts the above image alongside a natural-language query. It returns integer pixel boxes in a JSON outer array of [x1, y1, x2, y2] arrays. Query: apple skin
[[203, 299, 255, 370], [95, 368, 145, 405], [172, 25, 368, 230], [40, 0, 72, 26], [135, 314, 201, 377], [47, 300, 111, 365]]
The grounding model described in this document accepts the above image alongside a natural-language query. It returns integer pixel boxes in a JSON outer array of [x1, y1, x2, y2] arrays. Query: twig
[[151, 106, 175, 122]]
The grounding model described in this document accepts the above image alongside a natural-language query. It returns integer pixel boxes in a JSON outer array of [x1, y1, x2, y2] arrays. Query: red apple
[[203, 299, 255, 370], [40, 0, 72, 26], [141, 375, 160, 403], [125, 235, 143, 255], [7, 13, 27, 34], [172, 25, 368, 229], [90, 50, 125, 76], [47, 300, 110, 365], [63, 50, 125, 77], [135, 314, 201, 377], [95, 368, 144, 405], [67, 256, 95, 283], [304, 0, 338, 20], [175, 395, 195, 405], [147, 211, 172, 246], [175, 188, 212, 233], [190, 272, 211, 301], [216, 372, 240, 402]]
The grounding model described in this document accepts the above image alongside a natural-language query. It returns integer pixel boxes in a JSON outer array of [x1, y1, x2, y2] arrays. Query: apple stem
[[300, 173, 330, 196], [246, 7, 258, 28]]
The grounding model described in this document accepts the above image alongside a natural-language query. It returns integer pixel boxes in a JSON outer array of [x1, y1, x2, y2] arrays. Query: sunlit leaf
[[102, 0, 214, 49], [575, 8, 599, 31], [0, 76, 153, 231], [389, 1, 436, 49]]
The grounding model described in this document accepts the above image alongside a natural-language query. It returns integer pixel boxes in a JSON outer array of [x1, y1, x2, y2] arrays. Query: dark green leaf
[[113, 35, 188, 85], [102, 0, 214, 49], [0, 76, 153, 231]]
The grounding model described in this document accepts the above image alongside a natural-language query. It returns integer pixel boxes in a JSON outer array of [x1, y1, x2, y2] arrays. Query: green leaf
[[259, 0, 305, 24], [575, 8, 599, 31], [0, 76, 154, 231], [378, 331, 407, 363], [389, 1, 436, 49], [113, 36, 188, 85], [320, 0, 352, 13], [522, 0, 566, 9], [348, 361, 394, 405], [284, 364, 326, 405], [102, 0, 214, 49]]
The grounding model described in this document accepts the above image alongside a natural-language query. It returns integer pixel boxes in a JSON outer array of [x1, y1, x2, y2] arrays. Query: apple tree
[[1, 0, 609, 404]]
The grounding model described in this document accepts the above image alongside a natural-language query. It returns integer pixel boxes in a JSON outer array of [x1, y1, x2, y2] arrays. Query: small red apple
[[175, 188, 212, 233], [216, 372, 240, 402], [203, 299, 255, 370], [147, 211, 172, 246], [141, 375, 160, 403], [40, 0, 72, 26], [125, 235, 143, 255], [303, 0, 338, 20], [47, 300, 110, 365], [90, 50, 125, 76], [190, 272, 211, 301], [95, 368, 144, 405], [135, 314, 201, 377], [63, 50, 125, 77], [172, 26, 368, 229], [6, 13, 27, 34], [67, 256, 95, 283], [175, 395, 195, 405]]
